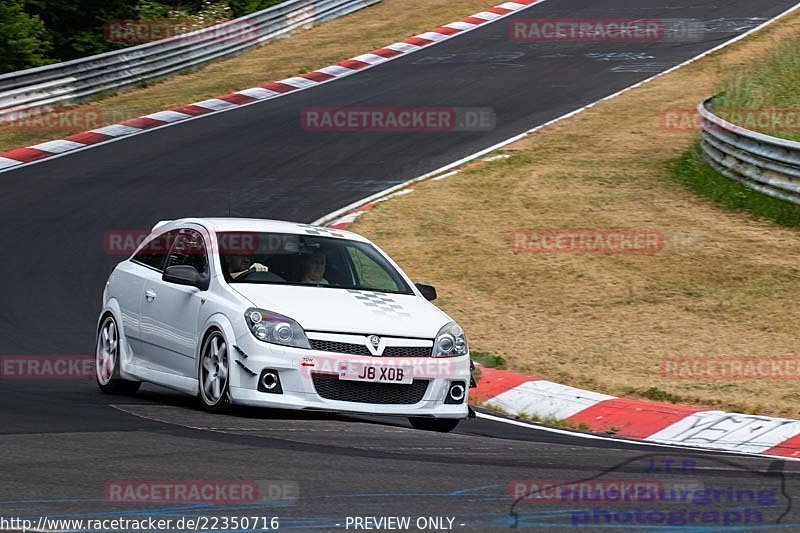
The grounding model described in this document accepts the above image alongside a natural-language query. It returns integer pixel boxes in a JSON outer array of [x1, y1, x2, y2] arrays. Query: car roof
[[163, 217, 369, 242]]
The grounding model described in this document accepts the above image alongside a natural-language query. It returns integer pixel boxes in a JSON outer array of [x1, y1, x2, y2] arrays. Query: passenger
[[300, 252, 328, 284]]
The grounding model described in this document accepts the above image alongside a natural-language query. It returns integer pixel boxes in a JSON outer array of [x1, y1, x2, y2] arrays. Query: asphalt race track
[[2, 0, 800, 530]]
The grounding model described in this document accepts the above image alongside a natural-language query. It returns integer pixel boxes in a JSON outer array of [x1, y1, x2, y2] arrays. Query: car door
[[119, 229, 179, 365], [139, 226, 209, 377]]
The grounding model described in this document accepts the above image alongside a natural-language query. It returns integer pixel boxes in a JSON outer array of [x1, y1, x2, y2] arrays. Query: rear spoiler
[[151, 220, 172, 232]]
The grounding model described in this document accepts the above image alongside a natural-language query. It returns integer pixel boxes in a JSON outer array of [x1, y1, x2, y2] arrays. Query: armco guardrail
[[699, 98, 800, 204], [0, 0, 379, 121]]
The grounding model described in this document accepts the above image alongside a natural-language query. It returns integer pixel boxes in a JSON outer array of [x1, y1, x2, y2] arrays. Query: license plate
[[338, 361, 413, 384]]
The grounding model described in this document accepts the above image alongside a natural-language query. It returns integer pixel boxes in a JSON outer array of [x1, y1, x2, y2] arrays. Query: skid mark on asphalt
[[112, 404, 408, 433], [111, 404, 504, 455]]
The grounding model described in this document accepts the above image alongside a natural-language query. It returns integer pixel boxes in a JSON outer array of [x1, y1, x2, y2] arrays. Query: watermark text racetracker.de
[[0, 108, 140, 130], [301, 108, 495, 132], [0, 516, 280, 532], [508, 229, 704, 254], [0, 355, 94, 379], [104, 479, 298, 505], [510, 229, 663, 254], [104, 19, 256, 44], [103, 229, 263, 255], [508, 18, 705, 43], [662, 108, 800, 134], [661, 357, 800, 381]]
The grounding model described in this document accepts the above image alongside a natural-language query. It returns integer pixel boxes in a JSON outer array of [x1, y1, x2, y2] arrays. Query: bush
[[0, 0, 52, 72]]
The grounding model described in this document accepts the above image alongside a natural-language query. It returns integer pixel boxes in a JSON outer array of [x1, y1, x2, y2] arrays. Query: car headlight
[[433, 321, 468, 357], [245, 308, 310, 349]]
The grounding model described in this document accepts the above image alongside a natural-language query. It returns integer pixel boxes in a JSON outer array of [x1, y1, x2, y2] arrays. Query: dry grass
[[0, 0, 489, 152], [352, 13, 800, 418]]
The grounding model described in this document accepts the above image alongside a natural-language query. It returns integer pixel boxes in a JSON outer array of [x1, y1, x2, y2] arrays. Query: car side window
[[346, 247, 402, 292], [132, 230, 180, 272], [165, 228, 209, 274]]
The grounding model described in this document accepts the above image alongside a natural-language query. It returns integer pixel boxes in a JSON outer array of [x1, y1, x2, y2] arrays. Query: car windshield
[[217, 231, 413, 294]]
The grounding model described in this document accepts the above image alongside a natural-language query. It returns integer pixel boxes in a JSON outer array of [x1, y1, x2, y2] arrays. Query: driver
[[227, 254, 269, 280], [300, 252, 328, 284]]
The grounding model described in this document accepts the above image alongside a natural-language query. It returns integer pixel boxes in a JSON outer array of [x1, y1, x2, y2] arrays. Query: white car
[[96, 218, 470, 432]]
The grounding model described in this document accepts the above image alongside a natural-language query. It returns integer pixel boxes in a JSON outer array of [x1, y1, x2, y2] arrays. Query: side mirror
[[163, 265, 209, 291], [415, 283, 437, 301]]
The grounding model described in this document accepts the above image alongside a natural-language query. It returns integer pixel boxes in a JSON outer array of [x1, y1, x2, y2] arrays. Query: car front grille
[[309, 339, 370, 356], [382, 346, 432, 357], [309, 339, 432, 357], [311, 373, 429, 404]]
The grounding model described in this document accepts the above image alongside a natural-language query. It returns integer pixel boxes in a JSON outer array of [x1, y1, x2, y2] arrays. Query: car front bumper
[[229, 334, 471, 419]]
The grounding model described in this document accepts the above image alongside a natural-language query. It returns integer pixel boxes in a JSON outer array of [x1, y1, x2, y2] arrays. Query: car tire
[[96, 315, 141, 395], [408, 417, 461, 433], [198, 330, 231, 413]]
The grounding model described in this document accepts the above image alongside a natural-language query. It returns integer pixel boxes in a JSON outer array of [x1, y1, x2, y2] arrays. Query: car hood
[[230, 284, 451, 337]]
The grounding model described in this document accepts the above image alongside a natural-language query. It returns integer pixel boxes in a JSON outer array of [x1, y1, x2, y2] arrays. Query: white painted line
[[471, 11, 503, 21], [490, 381, 614, 419], [648, 412, 800, 455], [30, 140, 85, 153], [475, 411, 800, 461], [0, 157, 22, 169], [415, 31, 451, 42], [193, 98, 237, 111], [497, 1, 528, 10], [91, 124, 142, 137], [279, 76, 319, 89], [432, 170, 460, 181], [351, 53, 390, 65], [330, 212, 364, 226], [385, 42, 421, 53], [142, 110, 193, 123], [316, 65, 358, 77], [443, 21, 477, 31], [236, 87, 281, 100]]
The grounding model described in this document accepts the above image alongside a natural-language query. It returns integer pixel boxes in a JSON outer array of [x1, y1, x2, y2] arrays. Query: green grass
[[714, 35, 800, 141], [626, 386, 685, 404], [519, 413, 592, 432], [470, 351, 506, 369], [673, 144, 800, 227]]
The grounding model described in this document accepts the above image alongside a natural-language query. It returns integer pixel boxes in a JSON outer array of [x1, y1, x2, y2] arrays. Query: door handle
[[145, 289, 157, 302]]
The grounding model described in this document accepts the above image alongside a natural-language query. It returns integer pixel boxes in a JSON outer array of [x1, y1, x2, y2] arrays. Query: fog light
[[258, 369, 283, 394], [262, 372, 278, 389], [445, 381, 466, 404]]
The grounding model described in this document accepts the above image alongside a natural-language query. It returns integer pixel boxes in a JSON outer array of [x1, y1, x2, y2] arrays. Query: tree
[[4, 0, 285, 71], [24, 0, 136, 61], [227, 0, 282, 18], [0, 0, 52, 73]]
